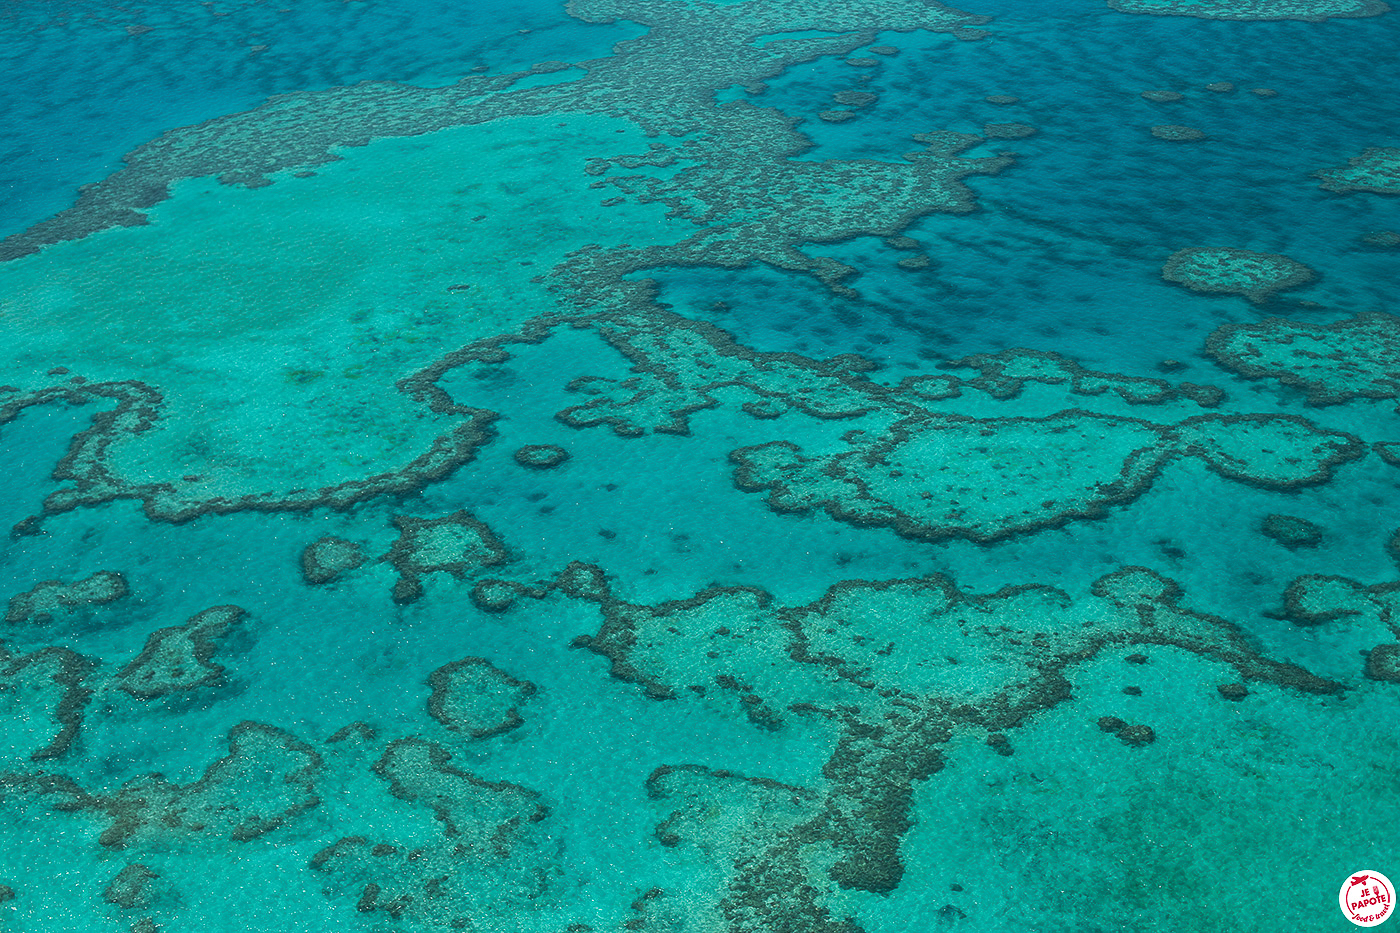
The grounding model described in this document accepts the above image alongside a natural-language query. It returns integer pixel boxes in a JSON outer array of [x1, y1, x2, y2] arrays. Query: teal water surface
[[1, 0, 1398, 930]]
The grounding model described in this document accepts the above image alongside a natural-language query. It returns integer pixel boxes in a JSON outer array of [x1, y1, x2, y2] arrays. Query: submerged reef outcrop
[[311, 738, 556, 926], [1261, 513, 1324, 548], [5, 571, 128, 624], [556, 563, 1340, 928], [1150, 124, 1206, 141], [1206, 313, 1400, 407], [1361, 230, 1400, 247], [102, 864, 159, 911], [300, 537, 366, 585], [385, 511, 508, 605], [427, 657, 538, 739], [1367, 644, 1400, 682], [513, 444, 570, 469], [117, 606, 244, 699], [984, 122, 1037, 139], [732, 410, 1357, 543], [1162, 246, 1316, 303], [1106, 0, 1389, 20], [1316, 147, 1400, 194]]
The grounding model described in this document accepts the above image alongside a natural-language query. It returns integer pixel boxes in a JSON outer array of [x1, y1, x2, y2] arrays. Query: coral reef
[[1206, 313, 1400, 407], [117, 606, 244, 699], [559, 564, 1339, 928], [732, 410, 1359, 544], [1097, 715, 1157, 747], [984, 122, 1037, 139], [1151, 124, 1206, 141], [1107, 0, 1388, 21], [385, 511, 508, 604], [427, 658, 538, 739], [1361, 230, 1400, 247], [513, 444, 570, 469], [832, 90, 878, 107], [556, 311, 1222, 445], [0, 645, 95, 762], [0, 378, 496, 525], [311, 738, 555, 926], [300, 537, 365, 585], [103, 864, 159, 910], [0, 0, 1014, 529], [1261, 513, 1323, 548], [1162, 246, 1315, 303], [1281, 574, 1370, 625], [5, 570, 128, 624], [6, 722, 323, 849], [1366, 644, 1400, 682], [1316, 147, 1400, 194], [0, 0, 995, 263], [556, 311, 877, 437], [0, 0, 1390, 928]]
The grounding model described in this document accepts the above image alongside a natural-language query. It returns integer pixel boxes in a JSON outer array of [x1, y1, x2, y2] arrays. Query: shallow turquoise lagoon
[[1, 0, 1398, 930]]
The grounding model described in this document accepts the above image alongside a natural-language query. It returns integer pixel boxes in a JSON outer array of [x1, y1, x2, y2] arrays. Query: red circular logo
[[1341, 871, 1394, 927]]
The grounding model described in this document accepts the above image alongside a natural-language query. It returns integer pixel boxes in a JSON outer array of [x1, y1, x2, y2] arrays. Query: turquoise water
[[1, 0, 1398, 930]]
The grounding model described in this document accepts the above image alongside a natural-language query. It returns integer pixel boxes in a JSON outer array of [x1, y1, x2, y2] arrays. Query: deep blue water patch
[[0, 0, 645, 237]]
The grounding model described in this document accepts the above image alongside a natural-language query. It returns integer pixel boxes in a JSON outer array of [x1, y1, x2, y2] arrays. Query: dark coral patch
[[1217, 683, 1249, 701], [384, 510, 508, 604], [1151, 124, 1205, 141], [513, 444, 570, 469], [427, 657, 538, 739], [1281, 575, 1366, 626], [1365, 644, 1400, 683], [1163, 247, 1314, 303], [103, 864, 159, 910], [5, 570, 129, 624], [301, 536, 365, 584], [1261, 513, 1323, 549], [117, 605, 244, 699], [1099, 716, 1155, 747], [983, 122, 1037, 139]]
